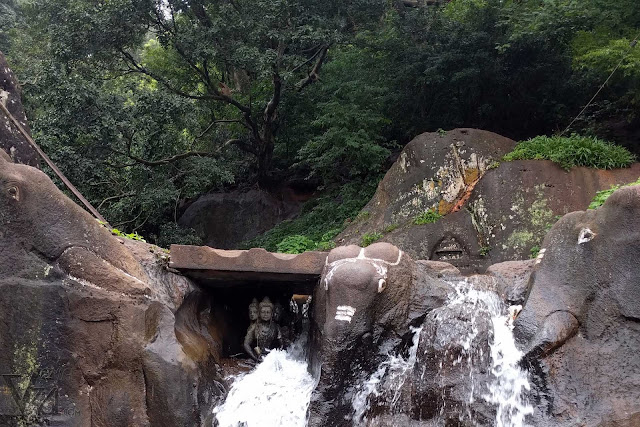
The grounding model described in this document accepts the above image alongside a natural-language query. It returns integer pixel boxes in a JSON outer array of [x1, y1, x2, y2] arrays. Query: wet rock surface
[[0, 151, 225, 426]]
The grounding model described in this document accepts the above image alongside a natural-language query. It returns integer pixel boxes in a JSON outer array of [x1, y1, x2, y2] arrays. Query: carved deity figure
[[248, 298, 259, 323], [244, 297, 282, 361]]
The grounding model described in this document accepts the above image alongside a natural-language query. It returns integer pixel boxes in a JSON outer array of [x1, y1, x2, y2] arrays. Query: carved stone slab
[[169, 245, 327, 291]]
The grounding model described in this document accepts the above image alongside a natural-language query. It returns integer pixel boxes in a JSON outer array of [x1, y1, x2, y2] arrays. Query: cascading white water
[[445, 280, 534, 427], [485, 305, 534, 427], [349, 280, 533, 427], [351, 326, 423, 425], [213, 337, 317, 427]]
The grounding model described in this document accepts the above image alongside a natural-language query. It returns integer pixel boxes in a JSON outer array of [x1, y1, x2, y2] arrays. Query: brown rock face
[[178, 189, 304, 249], [340, 128, 640, 273], [0, 152, 224, 426], [0, 51, 38, 166]]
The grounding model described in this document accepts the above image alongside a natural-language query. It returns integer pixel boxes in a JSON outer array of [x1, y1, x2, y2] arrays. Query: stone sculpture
[[243, 297, 282, 361], [248, 298, 259, 323], [0, 149, 149, 294]]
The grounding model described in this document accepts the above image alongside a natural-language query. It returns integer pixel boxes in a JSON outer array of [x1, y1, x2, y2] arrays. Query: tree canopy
[[3, 0, 639, 247]]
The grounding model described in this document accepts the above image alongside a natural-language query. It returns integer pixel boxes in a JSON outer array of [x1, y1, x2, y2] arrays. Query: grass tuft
[[503, 135, 635, 171]]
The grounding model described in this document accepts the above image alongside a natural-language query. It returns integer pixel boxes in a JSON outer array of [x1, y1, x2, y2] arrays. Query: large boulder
[[0, 151, 225, 426], [178, 189, 304, 249], [339, 129, 640, 273], [514, 185, 640, 426], [0, 51, 38, 166]]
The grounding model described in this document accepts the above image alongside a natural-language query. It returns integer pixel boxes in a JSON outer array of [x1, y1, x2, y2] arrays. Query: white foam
[[213, 343, 317, 427]]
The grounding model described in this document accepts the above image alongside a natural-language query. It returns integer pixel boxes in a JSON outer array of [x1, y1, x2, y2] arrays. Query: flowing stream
[[213, 281, 532, 426]]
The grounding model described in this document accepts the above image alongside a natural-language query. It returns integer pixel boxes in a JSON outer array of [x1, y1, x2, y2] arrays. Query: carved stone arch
[[429, 234, 470, 266]]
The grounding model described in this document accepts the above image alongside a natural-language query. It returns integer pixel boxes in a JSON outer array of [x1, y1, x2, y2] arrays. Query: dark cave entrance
[[206, 285, 312, 358]]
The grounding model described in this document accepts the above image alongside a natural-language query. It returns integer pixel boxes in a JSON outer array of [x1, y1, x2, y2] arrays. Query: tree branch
[[296, 45, 329, 91], [97, 192, 137, 210], [108, 138, 254, 167]]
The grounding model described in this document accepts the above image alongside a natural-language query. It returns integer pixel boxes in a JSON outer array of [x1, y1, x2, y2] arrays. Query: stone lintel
[[169, 245, 327, 290]]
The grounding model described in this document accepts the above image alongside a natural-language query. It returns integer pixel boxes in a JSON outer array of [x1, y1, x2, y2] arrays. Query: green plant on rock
[[110, 228, 146, 242], [479, 246, 491, 257], [530, 245, 541, 258], [355, 210, 371, 222], [503, 135, 636, 170], [276, 235, 317, 254], [361, 232, 383, 247], [384, 223, 399, 233], [589, 177, 640, 209], [414, 209, 443, 225]]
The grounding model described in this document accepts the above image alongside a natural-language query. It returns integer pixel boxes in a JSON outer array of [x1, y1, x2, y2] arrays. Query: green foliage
[[414, 209, 443, 225], [276, 235, 317, 254], [361, 232, 383, 247], [479, 246, 491, 257], [244, 180, 379, 252], [154, 223, 203, 248], [110, 228, 146, 242], [4, 0, 640, 251], [530, 245, 541, 258], [589, 177, 640, 209], [383, 223, 399, 233], [503, 135, 636, 170], [355, 210, 371, 222]]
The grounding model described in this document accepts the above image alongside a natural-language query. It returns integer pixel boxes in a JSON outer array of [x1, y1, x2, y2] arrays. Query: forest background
[[1, 0, 639, 250]]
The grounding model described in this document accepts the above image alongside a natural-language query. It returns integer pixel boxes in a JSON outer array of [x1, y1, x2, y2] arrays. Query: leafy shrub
[[243, 180, 379, 252], [589, 177, 640, 209], [414, 209, 443, 225], [530, 245, 541, 258], [361, 232, 383, 247], [503, 135, 636, 170], [276, 235, 317, 254]]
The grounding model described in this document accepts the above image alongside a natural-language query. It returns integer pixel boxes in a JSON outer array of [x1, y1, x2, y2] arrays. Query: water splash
[[350, 280, 533, 426], [485, 306, 534, 427], [351, 326, 423, 425], [213, 338, 316, 427], [448, 281, 533, 427]]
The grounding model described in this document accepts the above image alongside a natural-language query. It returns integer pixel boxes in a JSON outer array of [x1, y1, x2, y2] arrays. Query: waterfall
[[213, 336, 317, 427], [350, 280, 533, 427], [351, 326, 423, 425]]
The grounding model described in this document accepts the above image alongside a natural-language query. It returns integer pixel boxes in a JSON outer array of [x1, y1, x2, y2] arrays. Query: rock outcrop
[[0, 51, 38, 166], [0, 151, 225, 426], [339, 129, 640, 273], [178, 189, 305, 249]]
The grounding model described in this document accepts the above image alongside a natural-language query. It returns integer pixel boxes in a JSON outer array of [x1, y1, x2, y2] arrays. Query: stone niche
[[430, 235, 468, 263], [170, 245, 327, 359]]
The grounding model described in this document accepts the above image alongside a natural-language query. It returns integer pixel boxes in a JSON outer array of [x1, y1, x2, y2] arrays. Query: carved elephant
[[0, 149, 149, 294], [515, 185, 640, 360], [308, 242, 452, 426]]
